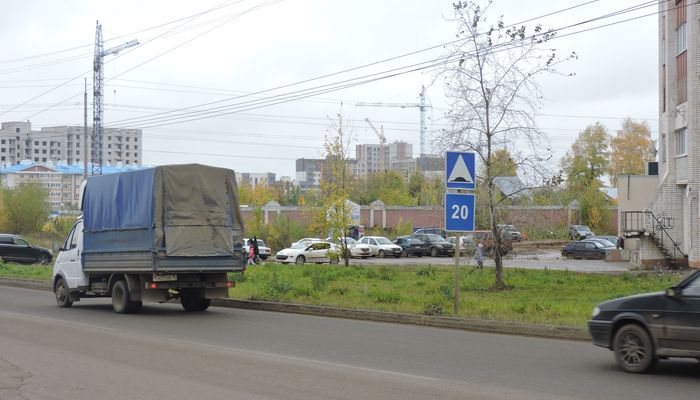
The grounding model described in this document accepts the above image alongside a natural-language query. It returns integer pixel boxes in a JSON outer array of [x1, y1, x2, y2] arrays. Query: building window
[[15, 128, 19, 133], [675, 128, 686, 155], [34, 141, 39, 145], [42, 141, 47, 146]]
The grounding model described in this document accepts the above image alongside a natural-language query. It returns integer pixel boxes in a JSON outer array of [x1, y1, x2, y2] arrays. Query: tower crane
[[364, 118, 386, 172], [355, 85, 429, 156], [92, 21, 138, 175]]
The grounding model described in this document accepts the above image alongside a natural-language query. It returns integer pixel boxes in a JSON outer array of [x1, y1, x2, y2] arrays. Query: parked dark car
[[412, 227, 448, 239], [561, 241, 608, 260], [569, 224, 594, 240], [393, 236, 428, 257], [497, 224, 522, 242], [411, 233, 455, 257], [589, 270, 700, 373], [0, 234, 52, 264], [581, 237, 616, 248]]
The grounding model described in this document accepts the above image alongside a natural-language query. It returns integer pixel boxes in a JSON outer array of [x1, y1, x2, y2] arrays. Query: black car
[[589, 270, 700, 373], [0, 234, 52, 264], [561, 241, 608, 260], [393, 236, 428, 257], [569, 224, 594, 240], [412, 233, 455, 257]]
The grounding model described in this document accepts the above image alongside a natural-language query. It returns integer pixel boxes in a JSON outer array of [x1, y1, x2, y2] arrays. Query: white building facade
[[629, 0, 698, 268], [0, 122, 142, 167]]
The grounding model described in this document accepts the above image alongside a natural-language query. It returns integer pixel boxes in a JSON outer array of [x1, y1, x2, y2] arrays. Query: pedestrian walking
[[475, 242, 485, 269], [253, 235, 260, 261], [616, 236, 625, 250], [247, 238, 256, 265]]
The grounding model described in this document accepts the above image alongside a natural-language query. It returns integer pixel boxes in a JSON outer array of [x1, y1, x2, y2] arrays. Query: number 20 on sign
[[444, 193, 475, 232]]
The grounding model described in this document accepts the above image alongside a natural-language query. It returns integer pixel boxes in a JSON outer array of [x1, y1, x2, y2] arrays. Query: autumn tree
[[608, 118, 655, 185], [434, 1, 573, 289], [0, 184, 50, 234], [317, 112, 355, 265], [560, 122, 610, 231]]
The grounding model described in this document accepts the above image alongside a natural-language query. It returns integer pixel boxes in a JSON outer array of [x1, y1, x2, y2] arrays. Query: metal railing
[[622, 211, 684, 262]]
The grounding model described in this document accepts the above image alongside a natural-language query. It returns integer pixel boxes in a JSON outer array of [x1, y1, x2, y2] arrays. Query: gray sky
[[0, 0, 658, 178]]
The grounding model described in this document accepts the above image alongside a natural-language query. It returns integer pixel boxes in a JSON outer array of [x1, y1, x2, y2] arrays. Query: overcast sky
[[0, 0, 658, 178]]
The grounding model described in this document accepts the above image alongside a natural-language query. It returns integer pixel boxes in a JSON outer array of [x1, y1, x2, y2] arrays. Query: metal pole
[[453, 233, 461, 315], [83, 79, 88, 180]]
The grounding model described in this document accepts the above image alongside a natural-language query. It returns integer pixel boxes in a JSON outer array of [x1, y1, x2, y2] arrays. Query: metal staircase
[[621, 211, 685, 269]]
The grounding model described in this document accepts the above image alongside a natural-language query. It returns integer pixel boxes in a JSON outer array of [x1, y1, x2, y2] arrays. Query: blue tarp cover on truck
[[82, 164, 243, 257]]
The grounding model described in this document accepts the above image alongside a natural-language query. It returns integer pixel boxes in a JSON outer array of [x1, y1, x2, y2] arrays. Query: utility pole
[[92, 21, 138, 175], [83, 79, 88, 180]]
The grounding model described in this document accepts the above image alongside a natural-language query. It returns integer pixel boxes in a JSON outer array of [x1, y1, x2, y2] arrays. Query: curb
[[0, 278, 589, 341]]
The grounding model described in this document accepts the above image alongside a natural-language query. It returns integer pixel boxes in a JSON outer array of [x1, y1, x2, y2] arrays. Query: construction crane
[[356, 85, 429, 156], [92, 21, 138, 175], [364, 118, 386, 172]]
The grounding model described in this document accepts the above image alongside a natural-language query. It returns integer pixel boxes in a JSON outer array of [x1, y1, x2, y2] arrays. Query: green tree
[[0, 184, 51, 234], [560, 122, 610, 229], [608, 118, 655, 185], [434, 2, 572, 289], [561, 122, 609, 192], [491, 149, 517, 177]]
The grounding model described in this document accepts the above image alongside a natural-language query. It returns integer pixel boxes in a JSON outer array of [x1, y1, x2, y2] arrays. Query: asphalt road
[[1, 286, 699, 400]]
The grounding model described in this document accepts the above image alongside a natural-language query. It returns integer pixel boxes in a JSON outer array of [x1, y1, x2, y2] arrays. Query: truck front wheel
[[54, 278, 73, 308], [180, 289, 211, 312], [112, 280, 141, 314]]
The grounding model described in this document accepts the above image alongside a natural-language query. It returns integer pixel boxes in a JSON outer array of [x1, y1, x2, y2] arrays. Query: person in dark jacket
[[253, 236, 260, 259], [616, 236, 625, 249]]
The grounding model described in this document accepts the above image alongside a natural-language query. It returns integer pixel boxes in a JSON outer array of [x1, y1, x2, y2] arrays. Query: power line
[[105, 0, 667, 129]]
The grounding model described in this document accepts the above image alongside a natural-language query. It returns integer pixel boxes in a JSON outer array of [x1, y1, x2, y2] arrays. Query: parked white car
[[358, 236, 403, 258], [291, 237, 323, 247], [275, 241, 340, 265], [243, 238, 272, 260], [326, 237, 372, 259]]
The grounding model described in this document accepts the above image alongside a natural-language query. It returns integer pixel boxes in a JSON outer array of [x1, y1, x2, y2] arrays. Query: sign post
[[445, 151, 477, 316]]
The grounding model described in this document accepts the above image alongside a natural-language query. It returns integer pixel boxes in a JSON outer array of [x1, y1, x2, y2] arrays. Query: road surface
[[1, 286, 698, 400]]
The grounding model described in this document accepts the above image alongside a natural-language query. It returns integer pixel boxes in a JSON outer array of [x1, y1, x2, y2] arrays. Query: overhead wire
[[105, 0, 668, 129]]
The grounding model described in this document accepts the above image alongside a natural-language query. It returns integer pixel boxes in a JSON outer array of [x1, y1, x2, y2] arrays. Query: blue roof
[[0, 161, 150, 175]]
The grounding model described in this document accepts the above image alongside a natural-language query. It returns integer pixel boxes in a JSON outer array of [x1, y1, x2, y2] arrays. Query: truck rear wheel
[[180, 289, 211, 312], [54, 278, 73, 308], [112, 280, 141, 314]]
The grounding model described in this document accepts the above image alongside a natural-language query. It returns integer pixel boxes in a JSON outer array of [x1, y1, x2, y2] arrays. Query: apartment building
[[0, 161, 146, 209], [236, 172, 276, 188], [624, 0, 698, 267], [355, 141, 413, 176], [0, 122, 142, 167]]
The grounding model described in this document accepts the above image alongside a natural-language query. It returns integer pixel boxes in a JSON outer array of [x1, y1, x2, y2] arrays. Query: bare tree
[[434, 1, 574, 289]]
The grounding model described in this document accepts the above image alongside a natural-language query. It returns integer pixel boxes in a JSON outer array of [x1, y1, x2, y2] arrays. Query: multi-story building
[[236, 172, 276, 188], [355, 141, 413, 176], [0, 161, 147, 209], [0, 122, 142, 167], [624, 0, 697, 267]]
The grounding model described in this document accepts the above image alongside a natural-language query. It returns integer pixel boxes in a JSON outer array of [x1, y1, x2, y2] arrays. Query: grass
[[0, 263, 52, 280], [0, 261, 684, 327], [227, 263, 683, 327]]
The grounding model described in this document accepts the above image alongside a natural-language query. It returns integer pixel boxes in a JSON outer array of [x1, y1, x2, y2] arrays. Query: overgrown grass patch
[[0, 261, 684, 327], [230, 264, 683, 326], [0, 263, 52, 280]]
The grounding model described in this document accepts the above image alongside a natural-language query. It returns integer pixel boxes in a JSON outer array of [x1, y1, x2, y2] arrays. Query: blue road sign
[[445, 193, 475, 232], [445, 151, 476, 190]]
